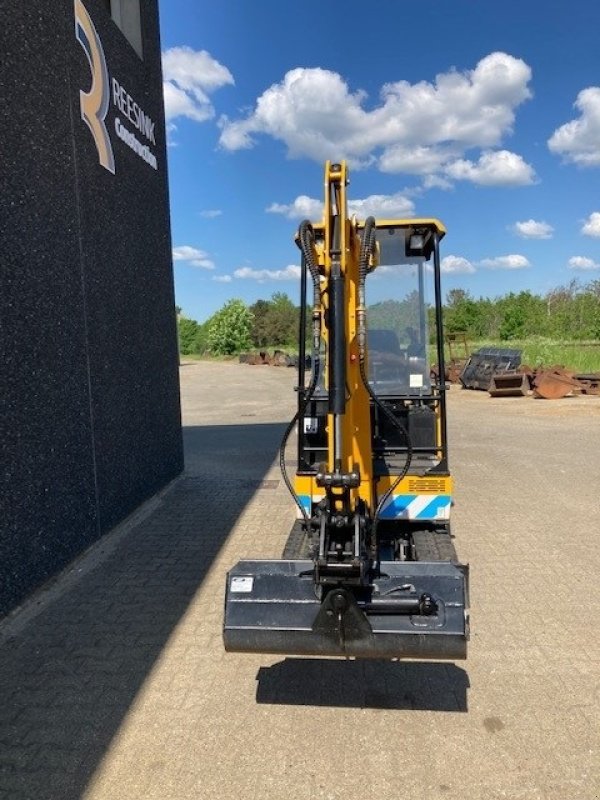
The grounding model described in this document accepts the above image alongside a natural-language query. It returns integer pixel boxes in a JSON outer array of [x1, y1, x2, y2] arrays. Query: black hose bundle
[[279, 221, 322, 522]]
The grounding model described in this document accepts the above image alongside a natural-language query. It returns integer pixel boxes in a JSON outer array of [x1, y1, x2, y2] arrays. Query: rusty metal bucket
[[488, 372, 530, 397]]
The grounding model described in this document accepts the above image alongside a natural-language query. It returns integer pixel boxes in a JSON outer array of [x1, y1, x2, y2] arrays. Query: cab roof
[[360, 218, 446, 239]]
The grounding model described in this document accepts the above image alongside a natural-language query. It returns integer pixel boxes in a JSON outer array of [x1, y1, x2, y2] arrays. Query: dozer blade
[[224, 560, 469, 660]]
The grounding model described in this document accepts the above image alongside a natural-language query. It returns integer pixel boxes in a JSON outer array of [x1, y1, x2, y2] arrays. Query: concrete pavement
[[1, 361, 598, 799]]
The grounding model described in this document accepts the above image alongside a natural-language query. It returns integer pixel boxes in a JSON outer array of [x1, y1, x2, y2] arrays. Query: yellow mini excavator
[[224, 161, 469, 661]]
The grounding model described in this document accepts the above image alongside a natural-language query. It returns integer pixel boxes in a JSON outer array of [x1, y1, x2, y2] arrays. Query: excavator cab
[[367, 225, 434, 394], [224, 162, 469, 661]]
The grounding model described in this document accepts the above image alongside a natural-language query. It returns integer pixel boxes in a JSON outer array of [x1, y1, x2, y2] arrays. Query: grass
[[183, 338, 600, 374], [179, 352, 239, 362]]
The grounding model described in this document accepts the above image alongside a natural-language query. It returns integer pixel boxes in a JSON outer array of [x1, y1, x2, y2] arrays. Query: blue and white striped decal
[[297, 494, 322, 517], [380, 494, 451, 521], [298, 494, 451, 521]]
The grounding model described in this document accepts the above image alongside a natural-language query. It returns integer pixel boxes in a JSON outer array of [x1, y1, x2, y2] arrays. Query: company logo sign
[[74, 0, 158, 174], [112, 79, 158, 169], [75, 0, 115, 173]]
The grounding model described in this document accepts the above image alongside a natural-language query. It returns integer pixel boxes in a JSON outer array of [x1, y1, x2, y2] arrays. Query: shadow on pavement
[[256, 659, 469, 711], [0, 422, 285, 800]]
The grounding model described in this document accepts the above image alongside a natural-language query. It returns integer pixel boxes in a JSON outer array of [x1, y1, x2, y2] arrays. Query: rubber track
[[282, 520, 311, 559], [412, 529, 457, 561]]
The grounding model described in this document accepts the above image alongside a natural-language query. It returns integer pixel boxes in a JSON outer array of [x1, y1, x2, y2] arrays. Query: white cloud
[[163, 81, 209, 123], [267, 195, 323, 220], [199, 209, 223, 219], [445, 150, 536, 186], [548, 87, 600, 167], [162, 47, 234, 123], [581, 212, 600, 237], [374, 264, 417, 277], [422, 174, 454, 190], [479, 254, 530, 269], [569, 256, 600, 270], [172, 245, 215, 269], [267, 191, 414, 220], [234, 265, 301, 282], [213, 274, 232, 282], [349, 193, 415, 218], [219, 53, 533, 185], [379, 145, 455, 175], [172, 245, 207, 261], [512, 219, 554, 239], [166, 121, 179, 147], [441, 255, 476, 274]]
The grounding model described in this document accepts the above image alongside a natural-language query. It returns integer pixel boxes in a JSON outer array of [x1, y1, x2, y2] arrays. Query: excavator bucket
[[224, 559, 469, 660]]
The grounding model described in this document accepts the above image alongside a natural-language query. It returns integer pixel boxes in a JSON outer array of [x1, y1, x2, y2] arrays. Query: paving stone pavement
[[1, 361, 599, 800]]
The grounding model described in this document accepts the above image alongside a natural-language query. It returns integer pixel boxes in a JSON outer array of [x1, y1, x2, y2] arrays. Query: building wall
[[0, 0, 184, 615]]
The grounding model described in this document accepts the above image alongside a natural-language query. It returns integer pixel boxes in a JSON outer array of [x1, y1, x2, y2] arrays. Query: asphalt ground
[[1, 361, 599, 800]]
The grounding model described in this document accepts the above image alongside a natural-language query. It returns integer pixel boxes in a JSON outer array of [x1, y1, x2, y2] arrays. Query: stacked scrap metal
[[240, 344, 599, 401], [239, 351, 270, 365], [532, 367, 579, 399], [446, 332, 469, 383], [532, 367, 600, 399], [487, 366, 600, 399], [573, 373, 600, 395], [460, 347, 522, 391], [431, 332, 470, 384], [239, 351, 310, 368]]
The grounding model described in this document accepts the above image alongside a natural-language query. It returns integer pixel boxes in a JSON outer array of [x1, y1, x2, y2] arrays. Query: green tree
[[497, 292, 544, 340], [178, 317, 201, 355], [499, 302, 526, 340], [207, 299, 253, 355], [250, 299, 272, 347], [193, 321, 210, 354], [543, 281, 578, 339], [445, 288, 470, 308], [367, 300, 404, 330], [249, 293, 299, 347], [444, 289, 485, 336], [265, 292, 298, 345]]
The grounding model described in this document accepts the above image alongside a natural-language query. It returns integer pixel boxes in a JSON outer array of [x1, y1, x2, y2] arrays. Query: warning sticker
[[409, 373, 424, 388], [230, 576, 254, 593], [303, 417, 318, 434]]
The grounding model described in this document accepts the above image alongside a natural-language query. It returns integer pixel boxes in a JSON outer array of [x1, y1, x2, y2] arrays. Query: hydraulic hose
[[357, 218, 413, 547], [279, 221, 322, 523]]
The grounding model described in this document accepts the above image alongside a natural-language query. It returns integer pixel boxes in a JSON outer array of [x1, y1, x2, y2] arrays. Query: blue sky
[[159, 0, 600, 323]]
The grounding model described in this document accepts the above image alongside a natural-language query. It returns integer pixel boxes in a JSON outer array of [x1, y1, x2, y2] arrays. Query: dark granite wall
[[0, 0, 183, 615]]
